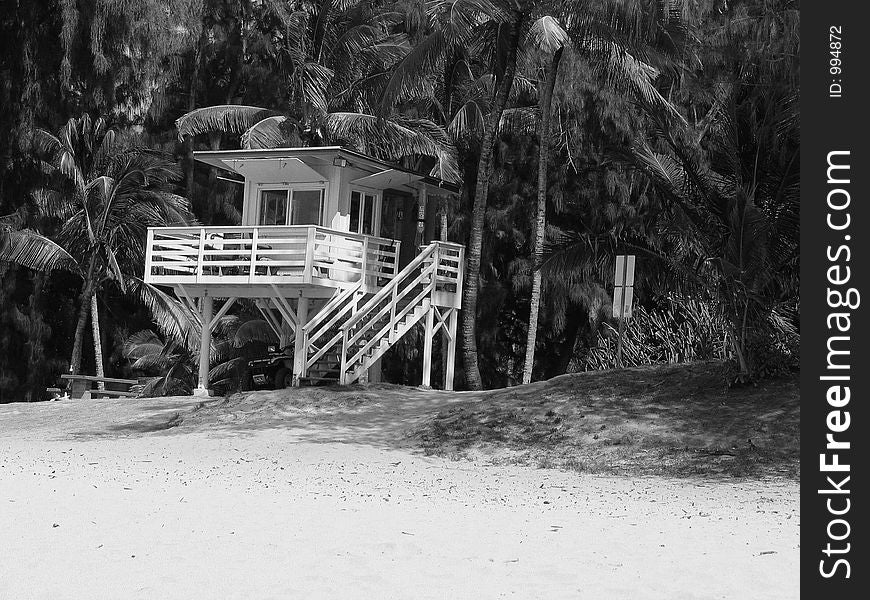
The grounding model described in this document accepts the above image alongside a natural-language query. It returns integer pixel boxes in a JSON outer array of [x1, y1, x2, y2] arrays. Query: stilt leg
[[293, 297, 309, 386], [444, 308, 458, 391], [422, 303, 434, 388], [195, 295, 213, 397]]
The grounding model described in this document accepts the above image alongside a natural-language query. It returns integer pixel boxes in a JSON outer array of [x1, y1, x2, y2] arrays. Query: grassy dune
[[412, 361, 799, 479]]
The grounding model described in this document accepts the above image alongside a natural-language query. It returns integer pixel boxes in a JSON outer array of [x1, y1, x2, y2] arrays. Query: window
[[291, 189, 323, 225], [258, 188, 324, 226], [350, 190, 378, 235], [259, 189, 289, 226]]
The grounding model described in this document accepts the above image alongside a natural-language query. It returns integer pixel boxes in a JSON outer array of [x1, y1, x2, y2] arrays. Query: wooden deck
[[144, 225, 401, 296]]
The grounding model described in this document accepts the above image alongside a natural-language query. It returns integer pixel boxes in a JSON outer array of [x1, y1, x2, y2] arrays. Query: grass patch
[[412, 361, 799, 480]]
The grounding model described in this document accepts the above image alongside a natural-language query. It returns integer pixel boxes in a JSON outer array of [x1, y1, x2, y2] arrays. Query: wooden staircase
[[300, 241, 462, 386]]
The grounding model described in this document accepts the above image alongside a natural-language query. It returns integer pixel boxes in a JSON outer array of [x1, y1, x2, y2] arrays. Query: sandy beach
[[0, 391, 798, 599]]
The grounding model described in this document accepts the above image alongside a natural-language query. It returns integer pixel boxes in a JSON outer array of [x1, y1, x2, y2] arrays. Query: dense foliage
[[0, 0, 799, 401]]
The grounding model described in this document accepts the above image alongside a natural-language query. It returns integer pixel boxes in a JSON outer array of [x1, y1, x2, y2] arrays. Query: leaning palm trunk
[[69, 254, 98, 375], [90, 293, 105, 388], [461, 13, 523, 390], [522, 47, 563, 385]]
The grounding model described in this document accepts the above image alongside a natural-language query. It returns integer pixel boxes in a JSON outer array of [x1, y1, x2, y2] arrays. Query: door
[[349, 190, 379, 236]]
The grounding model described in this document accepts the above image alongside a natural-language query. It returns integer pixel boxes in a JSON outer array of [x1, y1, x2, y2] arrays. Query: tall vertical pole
[[440, 196, 450, 387], [422, 304, 435, 387], [444, 308, 458, 391], [195, 294, 213, 396], [293, 296, 309, 386]]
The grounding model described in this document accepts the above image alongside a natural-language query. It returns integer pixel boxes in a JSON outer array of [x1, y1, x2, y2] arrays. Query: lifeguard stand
[[144, 147, 464, 394]]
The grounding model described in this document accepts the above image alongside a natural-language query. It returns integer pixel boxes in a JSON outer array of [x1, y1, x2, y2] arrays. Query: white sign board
[[612, 254, 636, 319]]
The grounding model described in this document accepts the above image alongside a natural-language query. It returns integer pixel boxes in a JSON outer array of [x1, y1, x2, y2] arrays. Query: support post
[[144, 228, 154, 279], [422, 302, 435, 388], [195, 294, 213, 397], [293, 296, 309, 386], [444, 308, 458, 391]]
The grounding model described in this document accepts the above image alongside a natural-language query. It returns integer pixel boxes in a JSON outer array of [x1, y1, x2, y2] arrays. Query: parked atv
[[243, 346, 294, 390]]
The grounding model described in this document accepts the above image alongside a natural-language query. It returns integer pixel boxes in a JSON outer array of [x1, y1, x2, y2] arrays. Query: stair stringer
[[344, 299, 431, 385]]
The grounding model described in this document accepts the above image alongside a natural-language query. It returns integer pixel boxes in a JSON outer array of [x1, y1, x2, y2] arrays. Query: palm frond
[[175, 105, 281, 141], [241, 116, 289, 149], [378, 29, 449, 114], [325, 112, 453, 169], [528, 15, 569, 54], [0, 229, 81, 274], [448, 100, 485, 139], [498, 106, 537, 135], [127, 277, 200, 353], [232, 319, 278, 348]]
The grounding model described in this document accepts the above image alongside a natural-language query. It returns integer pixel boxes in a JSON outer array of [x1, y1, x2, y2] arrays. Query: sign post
[[612, 254, 636, 368]]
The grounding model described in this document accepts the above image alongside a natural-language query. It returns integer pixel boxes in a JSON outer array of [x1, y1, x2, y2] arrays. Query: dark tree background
[[0, 0, 799, 401]]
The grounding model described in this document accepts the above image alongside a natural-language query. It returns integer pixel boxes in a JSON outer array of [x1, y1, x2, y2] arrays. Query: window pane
[[259, 190, 288, 225], [361, 194, 375, 235], [291, 189, 323, 225], [350, 191, 361, 233]]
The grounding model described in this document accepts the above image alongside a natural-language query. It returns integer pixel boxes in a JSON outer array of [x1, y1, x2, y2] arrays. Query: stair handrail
[[342, 269, 436, 371], [339, 245, 441, 383], [343, 260, 436, 351], [340, 242, 438, 333], [301, 279, 364, 373], [303, 279, 363, 336]]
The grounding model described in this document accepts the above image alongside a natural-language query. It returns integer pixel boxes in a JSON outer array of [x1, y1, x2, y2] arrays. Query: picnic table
[[60, 374, 140, 399]]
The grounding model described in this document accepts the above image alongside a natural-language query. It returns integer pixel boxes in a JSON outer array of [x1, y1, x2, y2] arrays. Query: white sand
[[0, 392, 798, 599]]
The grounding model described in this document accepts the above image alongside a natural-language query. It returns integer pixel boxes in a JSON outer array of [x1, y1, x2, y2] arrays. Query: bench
[[60, 374, 140, 400]]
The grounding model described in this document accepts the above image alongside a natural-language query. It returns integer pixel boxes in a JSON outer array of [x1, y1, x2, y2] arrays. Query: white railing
[[336, 241, 464, 384], [302, 279, 364, 372], [144, 225, 401, 289]]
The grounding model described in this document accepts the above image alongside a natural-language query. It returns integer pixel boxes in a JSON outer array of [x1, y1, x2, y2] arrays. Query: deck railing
[[144, 225, 401, 288]]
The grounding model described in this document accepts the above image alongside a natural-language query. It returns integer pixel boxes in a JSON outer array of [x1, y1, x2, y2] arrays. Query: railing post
[[392, 240, 401, 279], [432, 243, 440, 296], [144, 228, 154, 280], [455, 245, 465, 309], [249, 227, 258, 283], [196, 228, 206, 283], [304, 226, 315, 283], [339, 328, 349, 385], [389, 279, 398, 344], [361, 235, 370, 289]]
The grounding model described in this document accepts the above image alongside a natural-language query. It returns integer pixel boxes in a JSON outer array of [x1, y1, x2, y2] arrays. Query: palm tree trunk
[[185, 39, 203, 201], [522, 48, 563, 385], [69, 254, 99, 375], [440, 197, 449, 386], [91, 293, 105, 389], [461, 13, 523, 390]]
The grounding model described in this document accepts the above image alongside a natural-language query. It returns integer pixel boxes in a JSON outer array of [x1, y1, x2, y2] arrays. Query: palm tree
[[521, 21, 564, 385], [124, 309, 278, 396], [382, 0, 682, 388], [174, 0, 459, 182], [627, 88, 799, 381], [0, 114, 197, 379], [519, 2, 685, 384]]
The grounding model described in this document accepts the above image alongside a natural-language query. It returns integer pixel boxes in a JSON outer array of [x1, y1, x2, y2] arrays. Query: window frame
[[256, 185, 326, 227], [348, 188, 381, 236]]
